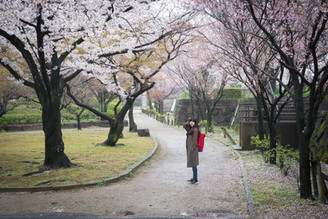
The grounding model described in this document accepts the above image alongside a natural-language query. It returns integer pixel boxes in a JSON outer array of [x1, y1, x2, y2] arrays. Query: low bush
[[251, 135, 298, 177], [0, 113, 42, 125], [222, 87, 242, 99]]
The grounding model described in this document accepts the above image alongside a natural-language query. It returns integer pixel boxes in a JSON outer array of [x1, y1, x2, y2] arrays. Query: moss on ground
[[0, 130, 154, 187]]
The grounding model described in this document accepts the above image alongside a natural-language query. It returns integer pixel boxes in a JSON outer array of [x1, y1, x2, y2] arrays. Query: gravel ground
[[0, 111, 247, 218]]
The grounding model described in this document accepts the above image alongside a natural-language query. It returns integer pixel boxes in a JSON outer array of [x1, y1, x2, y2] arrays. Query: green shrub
[[251, 135, 298, 176], [158, 113, 166, 123], [61, 107, 98, 122], [251, 135, 272, 163], [222, 87, 242, 99], [275, 144, 299, 176], [0, 113, 42, 125]]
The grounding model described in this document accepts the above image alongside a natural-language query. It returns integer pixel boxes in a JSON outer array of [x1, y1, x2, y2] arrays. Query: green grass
[[0, 130, 154, 187], [241, 150, 298, 208]]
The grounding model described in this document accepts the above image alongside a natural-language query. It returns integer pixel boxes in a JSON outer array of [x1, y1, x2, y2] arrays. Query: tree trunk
[[292, 77, 312, 198], [190, 93, 196, 118], [77, 114, 82, 130], [147, 91, 153, 109], [98, 93, 107, 121], [268, 121, 277, 164], [159, 102, 164, 114], [129, 105, 137, 132], [316, 161, 328, 203], [312, 160, 319, 197], [207, 111, 213, 133], [102, 119, 125, 146], [195, 97, 205, 121], [255, 97, 265, 140], [102, 98, 134, 146], [43, 98, 73, 168]]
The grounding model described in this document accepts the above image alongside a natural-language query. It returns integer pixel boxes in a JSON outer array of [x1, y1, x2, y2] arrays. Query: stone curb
[[232, 149, 258, 219], [208, 136, 257, 219], [0, 136, 159, 193]]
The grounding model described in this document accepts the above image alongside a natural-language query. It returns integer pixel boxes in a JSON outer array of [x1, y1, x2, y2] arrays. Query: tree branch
[[64, 69, 83, 82], [0, 29, 43, 87], [66, 85, 115, 124], [59, 37, 84, 64], [98, 31, 173, 58], [0, 58, 35, 88]]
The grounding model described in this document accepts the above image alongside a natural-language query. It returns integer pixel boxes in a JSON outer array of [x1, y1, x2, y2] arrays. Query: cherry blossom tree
[[148, 75, 179, 114], [0, 0, 192, 168], [197, 1, 295, 164], [170, 53, 228, 132], [68, 33, 191, 145], [0, 1, 93, 169], [244, 0, 328, 201], [194, 0, 328, 200], [65, 1, 194, 146]]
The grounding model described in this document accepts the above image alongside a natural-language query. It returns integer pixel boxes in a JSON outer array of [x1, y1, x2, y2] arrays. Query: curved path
[[0, 111, 247, 218]]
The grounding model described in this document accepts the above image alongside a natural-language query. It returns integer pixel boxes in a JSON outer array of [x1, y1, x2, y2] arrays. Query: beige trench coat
[[184, 123, 199, 168]]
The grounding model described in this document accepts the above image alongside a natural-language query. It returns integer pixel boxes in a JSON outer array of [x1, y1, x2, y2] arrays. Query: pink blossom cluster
[[192, 0, 328, 84]]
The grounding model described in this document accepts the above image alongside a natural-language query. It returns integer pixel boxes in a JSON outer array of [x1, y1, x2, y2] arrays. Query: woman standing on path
[[183, 118, 199, 184]]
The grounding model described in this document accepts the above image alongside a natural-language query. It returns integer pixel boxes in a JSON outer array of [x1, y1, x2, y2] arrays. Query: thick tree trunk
[[292, 77, 312, 198], [195, 97, 205, 121], [102, 119, 125, 146], [255, 97, 265, 140], [102, 98, 134, 146], [312, 161, 319, 197], [306, 89, 326, 202], [316, 162, 328, 203], [43, 98, 73, 168], [129, 105, 137, 132], [207, 112, 213, 133]]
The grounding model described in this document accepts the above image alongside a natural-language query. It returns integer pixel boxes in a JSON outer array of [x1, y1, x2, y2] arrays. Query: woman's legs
[[192, 166, 198, 183], [187, 166, 198, 183]]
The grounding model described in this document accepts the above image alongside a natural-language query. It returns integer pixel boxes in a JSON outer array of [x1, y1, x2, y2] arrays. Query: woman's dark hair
[[189, 118, 199, 128]]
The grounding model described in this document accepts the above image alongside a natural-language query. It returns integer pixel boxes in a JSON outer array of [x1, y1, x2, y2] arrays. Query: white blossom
[[1, 0, 189, 96]]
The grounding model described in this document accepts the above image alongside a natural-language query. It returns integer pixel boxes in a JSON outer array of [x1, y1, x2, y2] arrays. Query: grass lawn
[[0, 130, 154, 187]]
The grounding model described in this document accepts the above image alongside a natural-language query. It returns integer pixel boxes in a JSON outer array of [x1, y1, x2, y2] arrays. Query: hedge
[[0, 113, 42, 125], [222, 87, 242, 99], [0, 98, 126, 125]]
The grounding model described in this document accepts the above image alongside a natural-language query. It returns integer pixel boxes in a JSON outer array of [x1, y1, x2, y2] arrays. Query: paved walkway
[[0, 111, 247, 218]]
